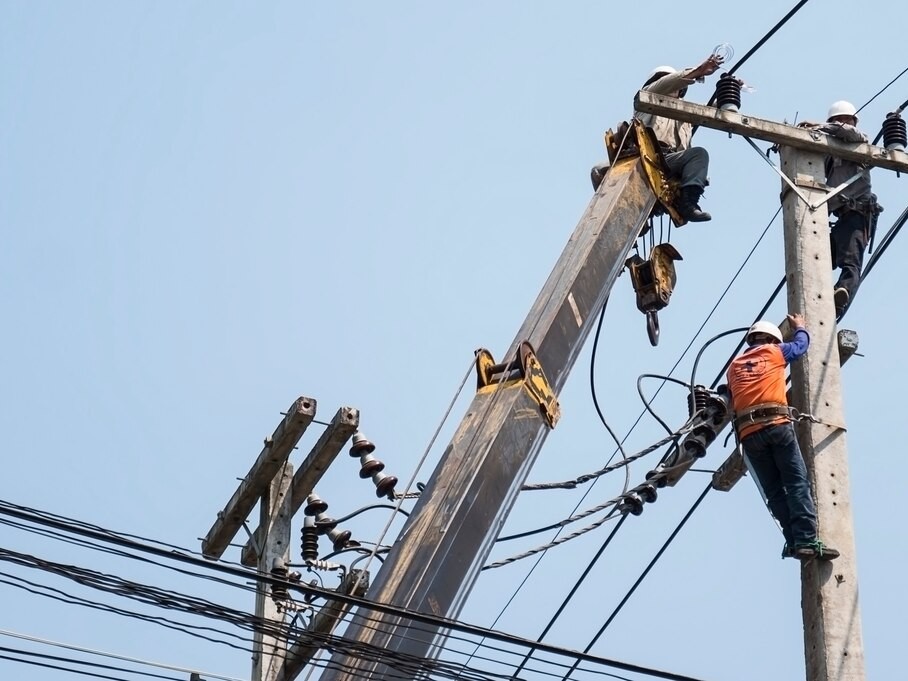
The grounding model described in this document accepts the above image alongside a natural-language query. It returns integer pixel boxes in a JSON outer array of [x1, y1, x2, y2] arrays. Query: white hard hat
[[746, 321, 783, 345], [648, 65, 677, 81], [827, 100, 858, 122]]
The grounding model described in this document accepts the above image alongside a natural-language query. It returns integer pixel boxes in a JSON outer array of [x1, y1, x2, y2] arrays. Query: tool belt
[[832, 193, 882, 219], [733, 402, 791, 432]]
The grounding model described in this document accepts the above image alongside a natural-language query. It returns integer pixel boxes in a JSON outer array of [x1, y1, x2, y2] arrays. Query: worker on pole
[[726, 315, 840, 561], [798, 100, 883, 318]]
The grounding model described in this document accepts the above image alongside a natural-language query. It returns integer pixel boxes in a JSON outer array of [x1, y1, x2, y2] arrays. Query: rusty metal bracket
[[474, 342, 561, 428]]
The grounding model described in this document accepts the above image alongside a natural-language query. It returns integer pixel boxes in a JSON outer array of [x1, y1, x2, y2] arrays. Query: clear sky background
[[2, 2, 907, 680]]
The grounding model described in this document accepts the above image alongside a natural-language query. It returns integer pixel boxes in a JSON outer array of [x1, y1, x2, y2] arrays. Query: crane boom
[[321, 130, 664, 681]]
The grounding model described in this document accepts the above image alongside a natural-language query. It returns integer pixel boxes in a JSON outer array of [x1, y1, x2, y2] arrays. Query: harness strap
[[733, 402, 791, 432]]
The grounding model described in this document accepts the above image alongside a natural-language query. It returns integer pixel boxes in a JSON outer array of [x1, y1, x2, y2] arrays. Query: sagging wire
[[520, 423, 693, 493], [689, 327, 751, 401], [637, 373, 692, 436]]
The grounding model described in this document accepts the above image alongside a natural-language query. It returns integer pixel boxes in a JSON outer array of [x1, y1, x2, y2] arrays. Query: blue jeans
[[742, 423, 817, 546]]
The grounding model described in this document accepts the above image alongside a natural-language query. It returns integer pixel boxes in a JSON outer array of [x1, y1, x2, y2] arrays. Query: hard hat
[[746, 321, 783, 345], [827, 100, 858, 122], [648, 65, 677, 80]]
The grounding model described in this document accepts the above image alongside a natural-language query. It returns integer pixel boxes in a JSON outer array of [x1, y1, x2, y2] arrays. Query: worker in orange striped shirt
[[726, 313, 839, 561]]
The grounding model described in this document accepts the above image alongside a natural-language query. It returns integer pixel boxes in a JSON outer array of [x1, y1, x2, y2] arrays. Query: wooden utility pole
[[779, 145, 864, 681], [634, 90, 908, 681]]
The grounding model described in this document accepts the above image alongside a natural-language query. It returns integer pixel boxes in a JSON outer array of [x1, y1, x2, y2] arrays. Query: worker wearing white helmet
[[726, 313, 840, 561], [799, 101, 883, 318], [634, 54, 724, 222], [589, 52, 723, 223]]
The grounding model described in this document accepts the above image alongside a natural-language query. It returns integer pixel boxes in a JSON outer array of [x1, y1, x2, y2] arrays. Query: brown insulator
[[327, 527, 361, 552], [373, 471, 399, 500], [313, 512, 337, 534], [359, 452, 385, 478], [304, 493, 329, 516], [349, 431, 376, 457]]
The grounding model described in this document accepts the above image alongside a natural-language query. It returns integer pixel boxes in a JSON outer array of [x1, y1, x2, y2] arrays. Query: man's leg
[[664, 148, 711, 222], [742, 428, 794, 548], [831, 210, 869, 314], [590, 161, 610, 191], [765, 423, 817, 546]]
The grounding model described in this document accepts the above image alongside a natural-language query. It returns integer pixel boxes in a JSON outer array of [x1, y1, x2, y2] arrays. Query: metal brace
[[743, 136, 865, 212], [241, 520, 263, 562]]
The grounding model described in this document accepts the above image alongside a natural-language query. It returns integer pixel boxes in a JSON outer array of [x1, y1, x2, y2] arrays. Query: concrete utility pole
[[200, 397, 361, 681], [636, 90, 908, 681], [252, 462, 293, 681], [779, 145, 864, 681]]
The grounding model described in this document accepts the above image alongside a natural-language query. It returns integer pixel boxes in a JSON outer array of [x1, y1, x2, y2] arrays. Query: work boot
[[834, 287, 849, 318], [793, 539, 840, 561], [676, 185, 712, 223]]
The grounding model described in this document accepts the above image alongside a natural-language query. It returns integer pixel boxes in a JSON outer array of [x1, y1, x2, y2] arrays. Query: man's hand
[[690, 54, 723, 79], [787, 313, 805, 328], [797, 120, 821, 128]]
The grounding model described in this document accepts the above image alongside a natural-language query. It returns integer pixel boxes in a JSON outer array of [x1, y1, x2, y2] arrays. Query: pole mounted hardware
[[475, 341, 561, 428]]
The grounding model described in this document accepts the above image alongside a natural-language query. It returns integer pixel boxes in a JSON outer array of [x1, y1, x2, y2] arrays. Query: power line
[[562, 482, 714, 681], [0, 628, 246, 681], [0, 499, 716, 681]]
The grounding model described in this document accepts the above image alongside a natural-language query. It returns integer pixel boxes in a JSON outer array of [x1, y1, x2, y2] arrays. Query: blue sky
[[2, 2, 907, 680]]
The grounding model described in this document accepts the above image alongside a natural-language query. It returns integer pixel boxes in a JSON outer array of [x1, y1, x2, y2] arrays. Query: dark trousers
[[742, 423, 817, 547], [664, 146, 709, 188], [831, 209, 869, 303]]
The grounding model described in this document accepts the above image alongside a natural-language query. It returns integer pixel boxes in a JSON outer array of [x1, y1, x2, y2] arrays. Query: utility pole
[[200, 397, 361, 681], [252, 462, 293, 681], [779, 144, 864, 681], [635, 90, 908, 681]]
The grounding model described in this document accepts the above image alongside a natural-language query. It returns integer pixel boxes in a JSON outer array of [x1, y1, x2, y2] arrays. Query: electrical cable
[[0, 643, 181, 680], [561, 482, 713, 681], [0, 499, 715, 681], [0, 627, 246, 681], [0, 650, 141, 681], [689, 327, 751, 397], [325, 504, 409, 526], [637, 373, 692, 435], [509, 513, 628, 678], [857, 66, 908, 116]]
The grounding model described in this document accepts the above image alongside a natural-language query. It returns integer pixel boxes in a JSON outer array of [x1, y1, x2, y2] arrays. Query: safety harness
[[732, 402, 791, 434], [832, 192, 884, 253], [734, 402, 847, 435]]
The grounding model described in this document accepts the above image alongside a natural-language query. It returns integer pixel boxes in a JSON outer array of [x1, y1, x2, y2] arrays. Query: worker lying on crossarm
[[725, 314, 840, 561]]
